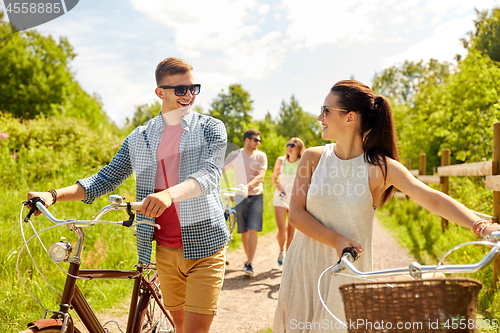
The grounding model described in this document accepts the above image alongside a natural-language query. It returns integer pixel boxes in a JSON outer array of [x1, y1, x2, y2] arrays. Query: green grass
[[3, 178, 138, 332], [0, 114, 140, 332]]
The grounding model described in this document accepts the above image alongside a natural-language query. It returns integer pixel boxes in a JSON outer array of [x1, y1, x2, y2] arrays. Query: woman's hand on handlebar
[[481, 224, 500, 239], [334, 235, 362, 260], [140, 189, 173, 218], [27, 191, 54, 216]]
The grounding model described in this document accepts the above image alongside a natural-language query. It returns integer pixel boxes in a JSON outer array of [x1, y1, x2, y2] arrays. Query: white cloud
[[383, 15, 475, 67], [282, 0, 380, 49], [257, 3, 270, 15], [225, 31, 286, 77], [130, 0, 287, 80], [423, 0, 499, 16], [384, 37, 409, 44], [392, 15, 406, 24]]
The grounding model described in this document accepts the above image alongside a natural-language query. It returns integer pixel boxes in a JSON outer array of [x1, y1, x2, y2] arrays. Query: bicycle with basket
[[320, 231, 500, 332], [17, 194, 175, 333]]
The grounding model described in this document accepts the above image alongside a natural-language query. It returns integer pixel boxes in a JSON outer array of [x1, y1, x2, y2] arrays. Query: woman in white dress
[[273, 80, 498, 332], [272, 137, 305, 265]]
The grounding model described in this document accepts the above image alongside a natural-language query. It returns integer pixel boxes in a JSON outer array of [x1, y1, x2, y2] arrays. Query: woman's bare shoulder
[[300, 146, 325, 165], [303, 146, 324, 158]]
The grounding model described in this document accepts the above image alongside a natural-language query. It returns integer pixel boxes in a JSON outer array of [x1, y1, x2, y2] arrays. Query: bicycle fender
[[26, 318, 81, 333]]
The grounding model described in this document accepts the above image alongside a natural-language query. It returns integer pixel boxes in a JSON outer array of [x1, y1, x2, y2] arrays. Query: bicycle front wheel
[[136, 273, 175, 333]]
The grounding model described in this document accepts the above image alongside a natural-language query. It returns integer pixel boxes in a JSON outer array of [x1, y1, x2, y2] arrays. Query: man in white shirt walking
[[223, 129, 267, 276]]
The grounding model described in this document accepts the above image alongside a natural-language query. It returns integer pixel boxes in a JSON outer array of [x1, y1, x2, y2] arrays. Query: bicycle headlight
[[49, 241, 73, 263]]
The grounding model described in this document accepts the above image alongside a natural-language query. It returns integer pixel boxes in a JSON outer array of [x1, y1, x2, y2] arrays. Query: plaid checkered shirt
[[77, 111, 229, 264]]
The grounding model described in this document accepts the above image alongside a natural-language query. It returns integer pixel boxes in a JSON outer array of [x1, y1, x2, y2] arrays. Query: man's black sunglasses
[[159, 84, 201, 97]]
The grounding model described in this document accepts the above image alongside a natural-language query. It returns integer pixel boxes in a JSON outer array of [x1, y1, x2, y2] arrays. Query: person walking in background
[[28, 57, 229, 333], [273, 80, 499, 332], [223, 129, 267, 276], [272, 137, 305, 266]]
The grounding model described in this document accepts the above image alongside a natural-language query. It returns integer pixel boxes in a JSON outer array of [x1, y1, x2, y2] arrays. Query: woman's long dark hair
[[331, 80, 400, 206]]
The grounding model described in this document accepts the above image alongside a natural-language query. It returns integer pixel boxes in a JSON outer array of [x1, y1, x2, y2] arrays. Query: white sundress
[[273, 144, 377, 333]]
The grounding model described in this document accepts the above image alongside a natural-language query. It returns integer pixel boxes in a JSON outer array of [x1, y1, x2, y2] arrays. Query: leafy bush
[[0, 112, 124, 187], [0, 113, 139, 332], [0, 13, 112, 129]]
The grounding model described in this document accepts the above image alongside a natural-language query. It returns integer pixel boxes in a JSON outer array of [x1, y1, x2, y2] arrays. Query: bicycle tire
[[225, 211, 236, 249], [136, 272, 175, 333]]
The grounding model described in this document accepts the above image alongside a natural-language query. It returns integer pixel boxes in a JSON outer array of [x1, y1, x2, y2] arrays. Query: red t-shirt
[[153, 123, 183, 248]]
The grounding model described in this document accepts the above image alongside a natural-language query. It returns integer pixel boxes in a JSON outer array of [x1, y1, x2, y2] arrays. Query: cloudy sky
[[2, 0, 499, 126]]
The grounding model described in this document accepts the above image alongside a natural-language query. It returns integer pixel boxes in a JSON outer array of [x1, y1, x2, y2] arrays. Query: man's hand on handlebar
[[140, 189, 173, 218], [27, 192, 54, 216]]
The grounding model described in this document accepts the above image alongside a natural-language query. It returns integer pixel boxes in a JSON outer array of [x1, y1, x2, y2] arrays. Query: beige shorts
[[156, 245, 226, 315]]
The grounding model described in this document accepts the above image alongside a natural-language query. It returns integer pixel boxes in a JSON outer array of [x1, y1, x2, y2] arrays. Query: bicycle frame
[[45, 264, 145, 333], [27, 236, 170, 333]]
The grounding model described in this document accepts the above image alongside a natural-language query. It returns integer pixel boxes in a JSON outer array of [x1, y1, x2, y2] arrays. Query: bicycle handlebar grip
[[341, 247, 359, 262], [23, 197, 46, 222], [129, 202, 142, 210]]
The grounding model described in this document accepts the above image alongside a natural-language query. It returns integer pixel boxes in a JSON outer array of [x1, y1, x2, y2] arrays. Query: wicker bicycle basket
[[339, 278, 482, 333]]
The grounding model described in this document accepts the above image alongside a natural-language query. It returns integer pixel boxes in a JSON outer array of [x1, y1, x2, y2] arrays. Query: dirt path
[[210, 217, 416, 333], [84, 217, 415, 333]]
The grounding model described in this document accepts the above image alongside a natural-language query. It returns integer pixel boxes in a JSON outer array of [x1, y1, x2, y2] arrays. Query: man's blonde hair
[[155, 57, 193, 86]]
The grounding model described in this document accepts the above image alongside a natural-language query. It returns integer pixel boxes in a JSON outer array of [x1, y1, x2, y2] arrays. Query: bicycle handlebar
[[220, 188, 244, 198], [23, 195, 159, 229], [332, 235, 500, 278]]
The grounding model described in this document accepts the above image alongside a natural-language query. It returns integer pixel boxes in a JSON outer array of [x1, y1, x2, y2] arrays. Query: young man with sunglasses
[[27, 57, 229, 333], [223, 129, 267, 276]]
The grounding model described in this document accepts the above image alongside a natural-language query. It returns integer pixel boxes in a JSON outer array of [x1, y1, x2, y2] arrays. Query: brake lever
[[331, 247, 359, 274], [122, 203, 135, 227], [22, 197, 46, 222]]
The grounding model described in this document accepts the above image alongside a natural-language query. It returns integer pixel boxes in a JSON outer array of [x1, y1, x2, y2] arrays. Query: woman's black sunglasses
[[287, 143, 296, 148], [159, 84, 201, 97]]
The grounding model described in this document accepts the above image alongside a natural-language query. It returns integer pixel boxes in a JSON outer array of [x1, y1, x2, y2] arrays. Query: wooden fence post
[[419, 153, 426, 176], [440, 149, 450, 232], [405, 158, 411, 200], [493, 123, 500, 286]]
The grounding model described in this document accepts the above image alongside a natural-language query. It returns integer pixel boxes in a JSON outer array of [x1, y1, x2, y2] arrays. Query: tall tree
[[372, 59, 452, 106], [276, 95, 322, 147], [463, 8, 500, 62], [373, 35, 500, 171], [253, 111, 287, 166], [125, 100, 161, 131], [209, 84, 253, 146], [0, 12, 111, 129]]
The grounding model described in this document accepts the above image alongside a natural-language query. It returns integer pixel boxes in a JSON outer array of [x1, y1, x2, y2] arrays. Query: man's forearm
[[55, 184, 87, 202], [168, 178, 202, 202], [247, 175, 264, 189]]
